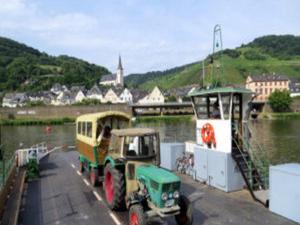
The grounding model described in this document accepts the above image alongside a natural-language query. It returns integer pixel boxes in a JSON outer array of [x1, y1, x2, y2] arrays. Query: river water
[[1, 119, 300, 165]]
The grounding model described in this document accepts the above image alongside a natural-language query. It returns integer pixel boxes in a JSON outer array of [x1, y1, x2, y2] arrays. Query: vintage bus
[[76, 111, 131, 185]]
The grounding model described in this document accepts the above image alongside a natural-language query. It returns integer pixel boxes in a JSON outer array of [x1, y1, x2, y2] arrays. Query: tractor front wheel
[[129, 204, 145, 225], [89, 167, 98, 186], [175, 195, 193, 225], [103, 163, 125, 210]]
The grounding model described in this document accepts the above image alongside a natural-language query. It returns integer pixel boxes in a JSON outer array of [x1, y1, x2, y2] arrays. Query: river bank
[[0, 115, 194, 126], [260, 112, 300, 120], [1, 112, 300, 126], [0, 117, 75, 126]]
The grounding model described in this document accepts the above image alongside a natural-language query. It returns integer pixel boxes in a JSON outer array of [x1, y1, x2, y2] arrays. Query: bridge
[[130, 102, 194, 116]]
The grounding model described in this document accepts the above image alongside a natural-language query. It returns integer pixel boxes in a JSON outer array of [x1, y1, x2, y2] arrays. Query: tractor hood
[[137, 165, 180, 184]]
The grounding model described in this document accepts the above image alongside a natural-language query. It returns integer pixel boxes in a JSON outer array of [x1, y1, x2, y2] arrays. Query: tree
[[73, 98, 101, 105], [268, 90, 292, 112], [166, 95, 177, 102]]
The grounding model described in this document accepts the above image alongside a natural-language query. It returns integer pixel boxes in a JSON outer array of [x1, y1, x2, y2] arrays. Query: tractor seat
[[127, 150, 137, 156]]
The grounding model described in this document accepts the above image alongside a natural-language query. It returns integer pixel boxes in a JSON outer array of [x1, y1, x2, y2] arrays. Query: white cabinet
[[160, 143, 185, 171], [194, 145, 244, 192]]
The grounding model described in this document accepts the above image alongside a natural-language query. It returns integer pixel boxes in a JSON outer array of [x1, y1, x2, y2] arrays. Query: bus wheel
[[90, 168, 98, 186]]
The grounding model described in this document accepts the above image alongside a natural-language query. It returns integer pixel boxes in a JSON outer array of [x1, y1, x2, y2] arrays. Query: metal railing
[[238, 122, 270, 189], [0, 145, 16, 191]]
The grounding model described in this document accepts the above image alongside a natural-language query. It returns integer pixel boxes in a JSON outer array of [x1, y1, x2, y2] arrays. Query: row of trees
[[0, 37, 110, 92]]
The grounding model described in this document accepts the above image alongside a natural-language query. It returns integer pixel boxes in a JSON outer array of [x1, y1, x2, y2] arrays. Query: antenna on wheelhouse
[[211, 24, 224, 87]]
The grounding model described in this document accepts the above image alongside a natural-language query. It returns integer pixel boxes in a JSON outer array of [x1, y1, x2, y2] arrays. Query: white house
[[102, 88, 122, 103], [290, 79, 300, 97], [119, 88, 133, 103], [51, 91, 74, 106], [74, 90, 86, 102], [131, 89, 149, 104], [2, 93, 28, 108], [139, 86, 165, 104], [50, 83, 69, 95], [86, 84, 103, 101], [169, 85, 196, 102], [99, 56, 124, 87], [70, 86, 86, 103], [27, 91, 44, 103]]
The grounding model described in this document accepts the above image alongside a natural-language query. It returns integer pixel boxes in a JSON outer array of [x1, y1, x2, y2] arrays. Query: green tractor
[[102, 128, 193, 225]]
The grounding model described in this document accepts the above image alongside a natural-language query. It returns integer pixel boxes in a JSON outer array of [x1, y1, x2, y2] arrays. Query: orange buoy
[[45, 126, 52, 133], [201, 123, 216, 148]]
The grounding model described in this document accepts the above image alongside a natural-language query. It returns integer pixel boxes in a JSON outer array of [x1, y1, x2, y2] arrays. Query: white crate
[[270, 163, 300, 223]]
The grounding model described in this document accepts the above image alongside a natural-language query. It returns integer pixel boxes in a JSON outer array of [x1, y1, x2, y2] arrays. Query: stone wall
[[262, 99, 300, 113], [0, 104, 131, 120], [291, 99, 300, 112]]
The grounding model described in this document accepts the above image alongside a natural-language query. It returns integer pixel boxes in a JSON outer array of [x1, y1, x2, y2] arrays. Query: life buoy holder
[[201, 123, 216, 148]]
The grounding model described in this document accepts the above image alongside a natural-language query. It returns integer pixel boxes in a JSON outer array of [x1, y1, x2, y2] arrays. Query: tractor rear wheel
[[175, 195, 193, 225], [103, 163, 125, 210], [129, 204, 145, 225], [89, 167, 98, 186], [79, 161, 85, 173]]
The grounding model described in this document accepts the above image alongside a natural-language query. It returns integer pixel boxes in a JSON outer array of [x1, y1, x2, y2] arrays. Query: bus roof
[[188, 86, 253, 97], [111, 128, 157, 137], [76, 111, 131, 123]]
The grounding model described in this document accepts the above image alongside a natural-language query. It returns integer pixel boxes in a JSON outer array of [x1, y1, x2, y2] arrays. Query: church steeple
[[117, 55, 123, 70], [116, 54, 124, 87]]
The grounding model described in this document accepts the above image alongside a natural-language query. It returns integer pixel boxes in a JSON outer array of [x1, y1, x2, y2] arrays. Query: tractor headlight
[[161, 192, 168, 201], [173, 190, 180, 199]]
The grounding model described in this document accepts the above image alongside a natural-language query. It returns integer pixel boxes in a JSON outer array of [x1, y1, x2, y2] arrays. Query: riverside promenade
[[18, 149, 296, 225]]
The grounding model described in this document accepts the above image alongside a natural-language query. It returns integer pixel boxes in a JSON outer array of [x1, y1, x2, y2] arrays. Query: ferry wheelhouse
[[188, 86, 269, 206]]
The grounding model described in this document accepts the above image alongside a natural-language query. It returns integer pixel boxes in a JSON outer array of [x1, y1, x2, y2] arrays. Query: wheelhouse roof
[[111, 128, 157, 137], [76, 111, 131, 123], [188, 86, 253, 97]]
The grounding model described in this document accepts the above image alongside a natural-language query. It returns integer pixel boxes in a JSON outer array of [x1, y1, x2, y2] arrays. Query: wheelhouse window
[[192, 96, 208, 119], [124, 135, 157, 159], [192, 96, 220, 119], [221, 94, 231, 119]]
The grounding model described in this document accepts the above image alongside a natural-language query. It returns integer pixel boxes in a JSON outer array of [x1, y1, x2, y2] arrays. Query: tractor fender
[[104, 156, 116, 167], [104, 156, 125, 170], [127, 192, 145, 208]]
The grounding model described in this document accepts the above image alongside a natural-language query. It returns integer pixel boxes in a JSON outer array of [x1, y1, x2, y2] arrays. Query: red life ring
[[201, 123, 216, 148]]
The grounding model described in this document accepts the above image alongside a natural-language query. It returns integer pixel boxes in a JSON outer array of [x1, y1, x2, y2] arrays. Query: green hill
[[125, 35, 300, 90], [0, 37, 110, 92]]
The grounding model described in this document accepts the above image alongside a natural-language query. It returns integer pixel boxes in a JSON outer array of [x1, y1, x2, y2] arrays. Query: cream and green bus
[[76, 111, 131, 186]]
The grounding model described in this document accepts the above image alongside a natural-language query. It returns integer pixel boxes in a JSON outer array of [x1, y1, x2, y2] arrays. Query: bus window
[[87, 122, 92, 138], [77, 122, 82, 134], [82, 122, 87, 136]]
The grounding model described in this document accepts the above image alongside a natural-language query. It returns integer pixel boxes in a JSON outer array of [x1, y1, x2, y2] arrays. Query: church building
[[100, 55, 124, 87]]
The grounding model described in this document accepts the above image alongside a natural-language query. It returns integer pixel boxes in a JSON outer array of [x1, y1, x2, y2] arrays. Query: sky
[[0, 0, 299, 75]]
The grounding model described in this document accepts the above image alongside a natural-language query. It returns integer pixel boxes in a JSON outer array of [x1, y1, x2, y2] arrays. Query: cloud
[[0, 0, 299, 74], [0, 0, 28, 14]]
